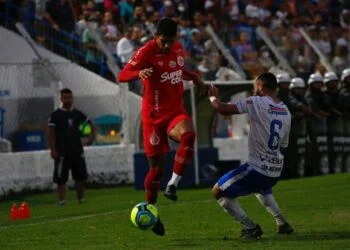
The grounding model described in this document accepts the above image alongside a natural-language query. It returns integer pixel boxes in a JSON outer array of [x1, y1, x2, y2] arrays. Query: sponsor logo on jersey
[[149, 131, 160, 146], [169, 60, 176, 68], [160, 70, 182, 84], [268, 105, 288, 115], [177, 56, 184, 67], [68, 119, 73, 127]]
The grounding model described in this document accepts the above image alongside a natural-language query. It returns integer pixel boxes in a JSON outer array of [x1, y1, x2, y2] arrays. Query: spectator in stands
[[76, 9, 89, 36], [187, 28, 205, 70], [178, 16, 192, 50], [116, 28, 134, 68], [130, 25, 144, 49], [225, 0, 242, 21], [102, 11, 119, 57], [202, 39, 221, 80], [48, 88, 95, 206], [104, 0, 118, 15], [84, 0, 96, 17], [332, 40, 349, 75], [314, 27, 331, 59], [44, 0, 75, 32], [129, 5, 145, 30], [215, 57, 242, 81], [18, 0, 36, 33], [82, 14, 103, 74], [235, 31, 263, 77], [120, 0, 134, 25], [160, 0, 175, 18], [145, 11, 161, 35]]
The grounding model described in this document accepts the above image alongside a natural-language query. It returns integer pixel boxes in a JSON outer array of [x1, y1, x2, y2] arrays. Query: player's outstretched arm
[[118, 62, 142, 82], [208, 84, 240, 115], [118, 46, 150, 82], [183, 69, 206, 96]]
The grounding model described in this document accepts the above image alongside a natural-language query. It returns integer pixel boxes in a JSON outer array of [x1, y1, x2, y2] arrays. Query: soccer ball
[[79, 122, 92, 137], [130, 202, 159, 229]]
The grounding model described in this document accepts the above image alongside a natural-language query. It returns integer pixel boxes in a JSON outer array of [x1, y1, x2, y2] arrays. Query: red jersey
[[118, 39, 186, 118]]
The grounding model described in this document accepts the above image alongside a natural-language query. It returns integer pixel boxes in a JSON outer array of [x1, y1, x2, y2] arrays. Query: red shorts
[[142, 109, 191, 157]]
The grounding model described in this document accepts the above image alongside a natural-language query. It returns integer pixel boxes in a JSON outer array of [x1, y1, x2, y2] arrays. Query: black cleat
[[240, 224, 263, 240], [278, 223, 294, 234], [152, 218, 165, 236], [164, 185, 178, 201]]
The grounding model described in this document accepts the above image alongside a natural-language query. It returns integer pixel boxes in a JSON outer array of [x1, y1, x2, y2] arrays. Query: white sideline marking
[[0, 199, 213, 230]]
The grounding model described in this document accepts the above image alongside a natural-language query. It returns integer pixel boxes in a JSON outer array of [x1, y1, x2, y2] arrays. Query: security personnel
[[287, 78, 313, 178], [338, 68, 350, 172], [276, 73, 292, 111], [305, 73, 331, 176], [324, 72, 341, 114], [338, 69, 350, 115], [324, 72, 343, 173]]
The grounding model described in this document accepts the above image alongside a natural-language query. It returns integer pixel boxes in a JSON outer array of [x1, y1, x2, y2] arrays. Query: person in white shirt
[[103, 11, 119, 56], [116, 28, 134, 66], [215, 58, 242, 81], [209, 72, 294, 239]]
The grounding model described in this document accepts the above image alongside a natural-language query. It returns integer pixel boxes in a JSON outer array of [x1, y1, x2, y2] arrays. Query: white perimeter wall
[[0, 145, 135, 197]]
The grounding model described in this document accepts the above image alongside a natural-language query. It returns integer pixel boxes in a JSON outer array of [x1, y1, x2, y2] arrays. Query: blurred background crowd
[[1, 0, 350, 84]]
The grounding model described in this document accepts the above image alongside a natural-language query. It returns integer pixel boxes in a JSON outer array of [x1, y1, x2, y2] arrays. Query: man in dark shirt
[[44, 0, 75, 32], [48, 88, 95, 205]]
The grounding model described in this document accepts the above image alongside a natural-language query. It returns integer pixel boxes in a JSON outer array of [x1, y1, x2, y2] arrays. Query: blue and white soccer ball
[[130, 202, 159, 229]]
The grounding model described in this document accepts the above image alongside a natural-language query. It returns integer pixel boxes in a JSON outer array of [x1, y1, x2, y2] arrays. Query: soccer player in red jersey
[[118, 18, 206, 235]]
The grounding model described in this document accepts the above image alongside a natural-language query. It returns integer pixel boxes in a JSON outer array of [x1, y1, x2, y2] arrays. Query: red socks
[[144, 167, 164, 204], [173, 132, 196, 175]]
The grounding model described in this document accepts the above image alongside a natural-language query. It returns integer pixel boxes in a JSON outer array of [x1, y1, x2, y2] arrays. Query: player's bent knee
[[212, 183, 223, 200]]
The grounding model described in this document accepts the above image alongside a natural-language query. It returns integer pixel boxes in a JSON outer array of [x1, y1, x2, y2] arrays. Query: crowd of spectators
[[1, 0, 350, 83]]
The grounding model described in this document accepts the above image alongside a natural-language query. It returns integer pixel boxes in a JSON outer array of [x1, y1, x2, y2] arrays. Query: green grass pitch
[[0, 173, 349, 250]]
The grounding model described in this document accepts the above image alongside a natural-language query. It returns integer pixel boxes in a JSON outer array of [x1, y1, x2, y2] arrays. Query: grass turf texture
[[0, 174, 349, 250]]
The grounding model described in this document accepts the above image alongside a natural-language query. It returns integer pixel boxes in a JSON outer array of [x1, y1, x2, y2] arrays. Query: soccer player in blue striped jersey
[[209, 72, 294, 239]]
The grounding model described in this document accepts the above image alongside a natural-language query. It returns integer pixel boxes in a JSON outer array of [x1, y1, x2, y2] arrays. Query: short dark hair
[[156, 18, 178, 37], [256, 72, 277, 90], [60, 88, 72, 96]]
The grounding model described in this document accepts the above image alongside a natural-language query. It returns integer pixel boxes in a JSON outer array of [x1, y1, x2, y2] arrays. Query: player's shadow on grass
[[171, 231, 350, 247], [274, 231, 350, 242]]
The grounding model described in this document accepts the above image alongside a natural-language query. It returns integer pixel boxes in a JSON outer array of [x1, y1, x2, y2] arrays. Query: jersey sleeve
[[48, 112, 57, 127], [118, 46, 149, 82], [78, 110, 89, 124], [234, 97, 253, 114]]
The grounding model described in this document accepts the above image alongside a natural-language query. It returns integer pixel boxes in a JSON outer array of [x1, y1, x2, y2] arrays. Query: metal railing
[[0, 1, 112, 77]]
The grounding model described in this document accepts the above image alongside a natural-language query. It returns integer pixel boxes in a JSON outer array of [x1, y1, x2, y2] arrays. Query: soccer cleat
[[152, 218, 165, 236], [240, 224, 263, 240], [164, 185, 178, 201], [278, 222, 294, 234]]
